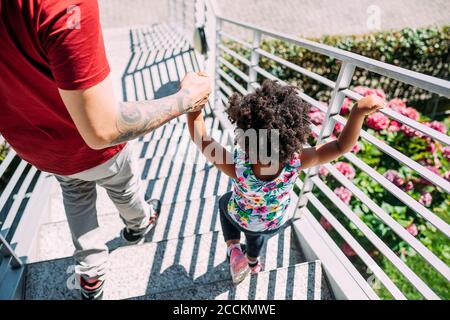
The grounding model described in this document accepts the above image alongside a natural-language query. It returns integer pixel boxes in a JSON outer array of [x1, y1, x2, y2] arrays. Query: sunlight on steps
[[23, 24, 332, 300]]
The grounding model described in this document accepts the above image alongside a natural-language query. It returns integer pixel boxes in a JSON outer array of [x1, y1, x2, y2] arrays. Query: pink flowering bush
[[319, 166, 329, 177], [400, 107, 420, 121], [334, 162, 356, 180], [334, 187, 352, 205], [367, 112, 390, 131], [388, 120, 402, 132], [444, 147, 450, 160], [340, 98, 352, 116], [406, 224, 419, 237], [387, 98, 406, 111], [320, 217, 333, 231], [419, 192, 433, 207], [312, 86, 449, 300], [384, 170, 404, 187], [334, 122, 344, 134], [309, 107, 325, 126], [351, 142, 361, 154], [341, 242, 357, 257], [426, 121, 447, 134]]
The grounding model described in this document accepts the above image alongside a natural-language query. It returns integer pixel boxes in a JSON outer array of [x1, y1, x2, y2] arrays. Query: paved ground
[[99, 0, 450, 38], [215, 0, 450, 38]]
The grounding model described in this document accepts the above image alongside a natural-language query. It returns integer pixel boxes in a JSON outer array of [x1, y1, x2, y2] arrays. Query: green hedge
[[223, 26, 450, 112]]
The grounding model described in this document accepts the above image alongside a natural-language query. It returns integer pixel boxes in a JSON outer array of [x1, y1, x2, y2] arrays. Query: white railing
[[0, 137, 51, 299], [171, 0, 450, 300]]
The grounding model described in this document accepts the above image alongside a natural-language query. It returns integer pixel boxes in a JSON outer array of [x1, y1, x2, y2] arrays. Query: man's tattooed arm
[[110, 89, 195, 145]]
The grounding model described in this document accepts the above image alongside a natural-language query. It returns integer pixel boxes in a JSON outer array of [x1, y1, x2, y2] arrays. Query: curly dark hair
[[226, 80, 311, 165]]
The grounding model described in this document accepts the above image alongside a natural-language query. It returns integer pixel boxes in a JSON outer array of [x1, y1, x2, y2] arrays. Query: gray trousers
[[55, 143, 151, 281]]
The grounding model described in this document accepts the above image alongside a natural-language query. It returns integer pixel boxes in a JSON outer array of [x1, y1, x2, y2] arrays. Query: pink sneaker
[[249, 260, 264, 274], [228, 245, 250, 284]]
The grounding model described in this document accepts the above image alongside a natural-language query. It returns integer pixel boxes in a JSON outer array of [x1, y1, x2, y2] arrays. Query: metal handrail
[[184, 0, 450, 300], [0, 136, 45, 299]]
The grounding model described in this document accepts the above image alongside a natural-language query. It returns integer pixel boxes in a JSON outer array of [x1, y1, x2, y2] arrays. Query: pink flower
[[353, 87, 386, 100], [319, 166, 329, 177], [401, 125, 424, 138], [406, 224, 419, 237], [388, 120, 402, 132], [404, 181, 414, 191], [334, 187, 352, 205], [365, 88, 386, 100], [387, 98, 406, 112], [400, 107, 420, 121], [427, 166, 440, 175], [384, 170, 404, 187], [444, 171, 450, 181], [425, 121, 447, 134], [419, 166, 441, 185], [320, 217, 333, 231], [367, 112, 390, 131], [351, 142, 361, 154], [340, 98, 353, 116], [427, 142, 436, 153], [309, 108, 325, 126], [419, 192, 433, 207], [341, 242, 357, 257], [443, 147, 450, 160], [334, 162, 356, 180], [334, 122, 344, 134], [353, 86, 370, 96]]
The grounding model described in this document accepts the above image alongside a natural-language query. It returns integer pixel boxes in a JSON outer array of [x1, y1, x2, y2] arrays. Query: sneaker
[[121, 199, 161, 245], [249, 260, 264, 274], [80, 277, 104, 300], [227, 244, 250, 284]]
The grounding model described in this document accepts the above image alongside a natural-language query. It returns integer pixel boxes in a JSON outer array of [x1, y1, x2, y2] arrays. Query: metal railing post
[[0, 234, 23, 269], [248, 30, 262, 91], [294, 62, 356, 220]]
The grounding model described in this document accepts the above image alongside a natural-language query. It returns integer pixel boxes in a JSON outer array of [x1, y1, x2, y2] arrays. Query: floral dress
[[227, 147, 302, 233]]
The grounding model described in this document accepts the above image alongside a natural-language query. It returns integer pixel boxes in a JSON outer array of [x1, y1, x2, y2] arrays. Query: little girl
[[187, 79, 384, 284]]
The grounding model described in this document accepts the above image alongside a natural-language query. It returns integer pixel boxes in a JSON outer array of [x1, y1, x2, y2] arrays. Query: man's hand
[[180, 72, 212, 113], [354, 94, 386, 116]]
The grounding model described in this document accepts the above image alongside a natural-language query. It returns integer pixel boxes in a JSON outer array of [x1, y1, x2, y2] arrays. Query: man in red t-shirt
[[0, 1, 211, 299]]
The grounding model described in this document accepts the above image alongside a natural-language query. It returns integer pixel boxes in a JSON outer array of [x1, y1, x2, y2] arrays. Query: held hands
[[354, 94, 386, 116], [179, 71, 212, 113]]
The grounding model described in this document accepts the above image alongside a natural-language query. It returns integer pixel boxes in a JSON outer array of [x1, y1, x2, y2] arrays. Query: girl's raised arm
[[300, 94, 386, 170], [187, 111, 238, 180]]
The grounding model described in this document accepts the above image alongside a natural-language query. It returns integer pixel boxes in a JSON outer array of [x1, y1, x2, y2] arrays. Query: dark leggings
[[219, 192, 267, 259]]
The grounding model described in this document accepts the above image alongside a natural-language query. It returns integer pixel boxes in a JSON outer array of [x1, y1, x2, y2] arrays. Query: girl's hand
[[354, 94, 386, 116]]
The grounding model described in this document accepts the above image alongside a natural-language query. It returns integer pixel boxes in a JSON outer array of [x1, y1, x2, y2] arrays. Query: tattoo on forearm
[[111, 89, 193, 145]]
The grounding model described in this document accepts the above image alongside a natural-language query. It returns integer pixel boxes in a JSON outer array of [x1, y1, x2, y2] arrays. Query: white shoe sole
[[231, 262, 251, 285], [120, 217, 157, 245]]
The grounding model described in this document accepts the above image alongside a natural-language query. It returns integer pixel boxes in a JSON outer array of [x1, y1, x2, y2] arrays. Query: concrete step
[[35, 195, 301, 264], [144, 167, 232, 205], [44, 162, 231, 223], [26, 226, 304, 300], [37, 195, 221, 261], [135, 126, 226, 167], [135, 262, 332, 300]]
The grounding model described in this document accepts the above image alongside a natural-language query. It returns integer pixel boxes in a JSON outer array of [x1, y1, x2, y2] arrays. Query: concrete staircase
[[24, 24, 333, 300]]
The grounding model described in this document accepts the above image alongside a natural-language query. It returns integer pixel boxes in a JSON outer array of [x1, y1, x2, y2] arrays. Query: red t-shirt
[[0, 0, 125, 175]]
